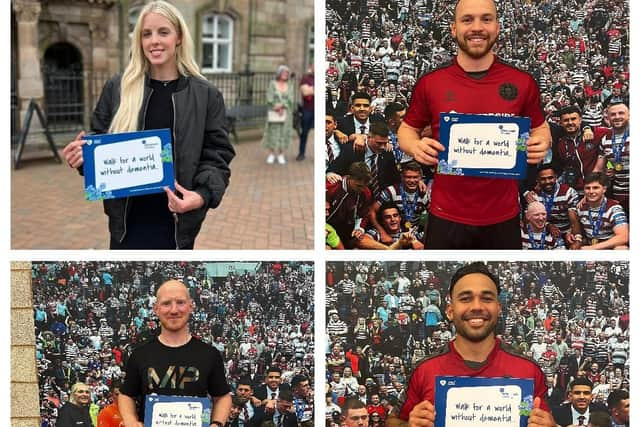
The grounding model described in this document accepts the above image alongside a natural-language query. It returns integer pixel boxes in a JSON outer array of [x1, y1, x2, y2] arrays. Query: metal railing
[[13, 70, 299, 139], [205, 71, 273, 129], [41, 70, 85, 134], [205, 71, 301, 129]]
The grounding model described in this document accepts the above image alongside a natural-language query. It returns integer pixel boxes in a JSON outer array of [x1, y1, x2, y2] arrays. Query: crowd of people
[[325, 0, 630, 249], [32, 261, 314, 427], [325, 261, 630, 426]]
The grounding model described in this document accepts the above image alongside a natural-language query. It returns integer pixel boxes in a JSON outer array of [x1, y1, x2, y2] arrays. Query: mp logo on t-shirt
[[147, 366, 200, 390]]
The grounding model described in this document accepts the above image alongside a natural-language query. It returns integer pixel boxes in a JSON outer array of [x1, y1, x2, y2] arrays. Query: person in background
[[264, 65, 295, 165], [297, 64, 314, 161], [552, 378, 607, 427], [57, 382, 93, 427], [97, 381, 124, 427], [606, 389, 629, 427]]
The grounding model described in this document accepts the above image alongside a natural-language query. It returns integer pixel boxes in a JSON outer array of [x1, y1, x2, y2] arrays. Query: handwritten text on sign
[[445, 385, 522, 427], [93, 136, 164, 192], [150, 402, 203, 427], [448, 123, 520, 169]]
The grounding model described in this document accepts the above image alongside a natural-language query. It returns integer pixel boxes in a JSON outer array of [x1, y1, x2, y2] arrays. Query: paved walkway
[[11, 131, 314, 249]]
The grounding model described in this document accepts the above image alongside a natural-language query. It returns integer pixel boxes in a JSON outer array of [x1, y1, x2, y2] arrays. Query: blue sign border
[[144, 394, 212, 427], [434, 376, 534, 427], [438, 113, 530, 180], [81, 128, 174, 201]]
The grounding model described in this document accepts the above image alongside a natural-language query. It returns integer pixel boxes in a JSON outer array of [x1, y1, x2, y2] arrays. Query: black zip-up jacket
[[57, 402, 92, 427], [87, 74, 235, 248]]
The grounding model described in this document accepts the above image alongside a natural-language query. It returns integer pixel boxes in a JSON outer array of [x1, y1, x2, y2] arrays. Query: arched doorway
[[42, 42, 84, 132]]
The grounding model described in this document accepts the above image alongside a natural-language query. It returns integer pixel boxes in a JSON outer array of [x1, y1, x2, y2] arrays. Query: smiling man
[[119, 280, 232, 427], [386, 262, 555, 427], [397, 0, 551, 249], [520, 201, 565, 250], [524, 164, 581, 247], [598, 103, 630, 215], [551, 378, 607, 427], [253, 367, 291, 414], [575, 173, 628, 249], [555, 106, 606, 196], [328, 121, 401, 199], [368, 161, 429, 244], [358, 202, 423, 249]]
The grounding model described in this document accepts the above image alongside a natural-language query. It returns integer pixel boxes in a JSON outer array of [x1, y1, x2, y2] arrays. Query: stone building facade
[[11, 0, 314, 131], [11, 262, 39, 427]]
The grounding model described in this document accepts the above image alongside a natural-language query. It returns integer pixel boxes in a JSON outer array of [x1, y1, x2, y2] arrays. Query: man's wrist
[[211, 421, 224, 427]]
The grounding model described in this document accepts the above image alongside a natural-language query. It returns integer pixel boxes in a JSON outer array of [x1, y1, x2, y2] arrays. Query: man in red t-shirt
[[386, 262, 556, 427], [397, 0, 551, 248]]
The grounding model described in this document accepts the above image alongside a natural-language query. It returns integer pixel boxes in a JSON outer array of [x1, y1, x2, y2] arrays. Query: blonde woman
[[263, 65, 294, 164], [62, 1, 235, 249], [57, 382, 93, 426]]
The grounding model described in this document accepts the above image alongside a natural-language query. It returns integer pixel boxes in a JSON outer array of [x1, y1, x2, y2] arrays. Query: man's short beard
[[455, 34, 497, 60]]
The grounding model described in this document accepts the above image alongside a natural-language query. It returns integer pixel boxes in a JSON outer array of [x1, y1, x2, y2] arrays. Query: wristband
[[574, 234, 583, 242]]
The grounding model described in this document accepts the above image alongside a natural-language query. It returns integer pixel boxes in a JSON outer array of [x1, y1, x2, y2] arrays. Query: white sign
[[93, 136, 164, 191], [444, 385, 522, 427], [149, 401, 203, 427], [447, 123, 520, 169]]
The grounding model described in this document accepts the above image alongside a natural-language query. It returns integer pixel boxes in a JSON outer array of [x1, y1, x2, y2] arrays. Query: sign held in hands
[[82, 128, 174, 200], [438, 113, 530, 179], [434, 376, 534, 427], [144, 395, 212, 427]]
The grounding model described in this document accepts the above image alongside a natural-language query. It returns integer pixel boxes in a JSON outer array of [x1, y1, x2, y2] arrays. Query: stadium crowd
[[325, 261, 630, 426], [325, 0, 630, 249], [32, 261, 314, 427]]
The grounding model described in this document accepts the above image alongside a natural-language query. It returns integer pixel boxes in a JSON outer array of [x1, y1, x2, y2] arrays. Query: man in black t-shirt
[[119, 280, 232, 427]]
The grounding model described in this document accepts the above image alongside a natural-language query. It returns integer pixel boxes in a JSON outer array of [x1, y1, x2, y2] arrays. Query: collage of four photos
[[8, 0, 632, 427]]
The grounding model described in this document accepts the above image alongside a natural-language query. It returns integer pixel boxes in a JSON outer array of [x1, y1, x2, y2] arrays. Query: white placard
[[447, 123, 520, 169], [444, 385, 522, 427], [149, 401, 203, 427], [93, 136, 164, 191]]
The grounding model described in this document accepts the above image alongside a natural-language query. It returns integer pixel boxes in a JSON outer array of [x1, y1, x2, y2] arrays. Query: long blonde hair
[[109, 1, 204, 133]]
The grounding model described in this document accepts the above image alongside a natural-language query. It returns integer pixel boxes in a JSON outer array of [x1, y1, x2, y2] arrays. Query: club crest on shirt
[[446, 90, 456, 102], [499, 83, 518, 101]]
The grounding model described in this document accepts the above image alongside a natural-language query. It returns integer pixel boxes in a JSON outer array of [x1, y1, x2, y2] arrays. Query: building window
[[201, 14, 233, 72], [128, 6, 142, 38]]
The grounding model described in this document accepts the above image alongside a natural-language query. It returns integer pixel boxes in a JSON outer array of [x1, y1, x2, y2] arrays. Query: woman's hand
[[164, 181, 205, 214], [62, 131, 86, 168]]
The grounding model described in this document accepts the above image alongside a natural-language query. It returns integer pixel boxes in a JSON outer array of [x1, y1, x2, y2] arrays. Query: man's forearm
[[212, 393, 232, 425], [368, 203, 386, 238], [568, 210, 581, 236], [591, 226, 629, 249], [118, 394, 140, 427], [357, 235, 391, 250], [397, 123, 422, 159]]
